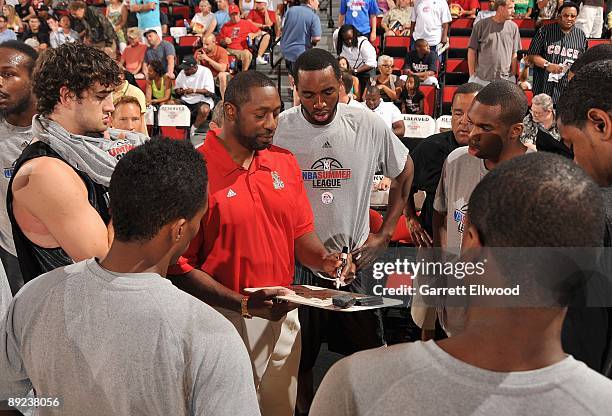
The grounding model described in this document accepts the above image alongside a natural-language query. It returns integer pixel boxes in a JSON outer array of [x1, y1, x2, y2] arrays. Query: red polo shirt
[[170, 129, 315, 293]]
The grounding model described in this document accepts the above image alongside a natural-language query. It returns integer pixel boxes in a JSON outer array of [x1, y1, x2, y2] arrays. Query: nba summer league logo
[[302, 158, 352, 189]]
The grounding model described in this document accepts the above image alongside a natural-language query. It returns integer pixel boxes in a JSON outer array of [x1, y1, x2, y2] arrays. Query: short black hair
[[0, 40, 39, 74], [110, 139, 208, 242], [364, 85, 380, 97], [340, 69, 353, 93], [148, 60, 165, 77], [558, 60, 612, 128], [469, 152, 603, 247], [451, 82, 483, 107], [336, 24, 358, 55], [32, 43, 121, 116], [474, 80, 528, 126], [293, 48, 341, 86], [558, 1, 579, 14], [224, 70, 276, 109], [415, 38, 428, 47], [0, 15, 7, 23], [570, 44, 612, 74]]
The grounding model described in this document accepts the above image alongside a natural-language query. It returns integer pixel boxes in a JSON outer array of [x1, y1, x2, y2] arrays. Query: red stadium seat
[[513, 19, 536, 29], [369, 209, 384, 233], [524, 89, 533, 106], [421, 85, 437, 117], [445, 58, 469, 73], [179, 35, 200, 47], [136, 79, 147, 92], [163, 35, 175, 44], [172, 5, 190, 20], [452, 18, 473, 29], [160, 126, 188, 141], [160, 5, 169, 14], [588, 39, 609, 48], [540, 19, 556, 26], [520, 37, 532, 51], [384, 36, 411, 57], [449, 36, 470, 49], [393, 57, 404, 72], [391, 215, 412, 244], [372, 36, 382, 54], [442, 85, 457, 106]]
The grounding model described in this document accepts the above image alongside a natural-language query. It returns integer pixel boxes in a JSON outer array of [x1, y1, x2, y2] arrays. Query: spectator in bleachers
[[145, 59, 172, 106], [339, 69, 363, 106], [364, 85, 405, 138], [110, 95, 144, 132], [409, 0, 451, 53], [174, 55, 215, 133], [106, 0, 127, 52], [449, 0, 479, 18], [248, 0, 280, 40], [239, 0, 256, 17], [401, 38, 438, 86], [195, 33, 230, 98], [468, 0, 520, 86], [337, 56, 360, 98], [121, 27, 147, 78], [527, 2, 586, 104], [214, 0, 231, 33], [159, 9, 169, 35], [48, 14, 79, 47], [2, 5, 23, 33], [473, 0, 495, 23], [280, 0, 321, 76], [15, 0, 35, 23], [513, 0, 533, 18], [380, 0, 412, 36], [129, 0, 161, 38], [369, 55, 403, 102], [536, 0, 562, 25], [219, 4, 271, 68], [574, 0, 604, 39], [520, 93, 558, 149], [338, 0, 379, 42], [404, 82, 481, 244], [311, 152, 612, 416], [35, 4, 52, 32], [113, 70, 148, 133], [399, 74, 423, 114], [69, 0, 117, 49], [567, 43, 612, 79], [22, 15, 49, 49], [334, 24, 377, 96], [143, 29, 175, 79], [191, 0, 216, 35], [0, 15, 17, 43]]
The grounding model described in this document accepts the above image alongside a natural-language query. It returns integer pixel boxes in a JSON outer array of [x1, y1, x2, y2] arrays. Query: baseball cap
[[228, 4, 240, 14], [37, 4, 50, 11], [180, 55, 198, 70]]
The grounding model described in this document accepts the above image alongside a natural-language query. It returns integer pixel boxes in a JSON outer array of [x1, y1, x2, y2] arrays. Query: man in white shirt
[[410, 0, 452, 53], [363, 85, 405, 138], [174, 55, 215, 131]]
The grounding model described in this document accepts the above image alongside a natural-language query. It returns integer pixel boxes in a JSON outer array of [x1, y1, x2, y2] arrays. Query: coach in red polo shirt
[[247, 0, 280, 40], [169, 71, 351, 416]]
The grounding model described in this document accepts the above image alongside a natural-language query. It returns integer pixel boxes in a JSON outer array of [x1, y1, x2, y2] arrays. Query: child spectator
[[400, 74, 424, 114]]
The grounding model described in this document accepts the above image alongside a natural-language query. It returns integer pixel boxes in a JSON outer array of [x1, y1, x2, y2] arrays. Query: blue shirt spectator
[[339, 0, 379, 37], [215, 0, 231, 33], [131, 0, 161, 32], [0, 16, 17, 44], [281, 0, 322, 64]]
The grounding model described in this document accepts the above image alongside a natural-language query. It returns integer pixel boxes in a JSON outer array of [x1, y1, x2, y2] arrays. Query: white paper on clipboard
[[244, 285, 403, 312]]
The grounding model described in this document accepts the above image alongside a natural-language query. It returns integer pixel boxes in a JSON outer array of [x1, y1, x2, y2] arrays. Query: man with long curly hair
[[7, 43, 147, 284]]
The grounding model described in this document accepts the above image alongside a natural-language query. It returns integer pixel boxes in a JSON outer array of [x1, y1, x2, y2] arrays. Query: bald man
[[195, 33, 231, 99]]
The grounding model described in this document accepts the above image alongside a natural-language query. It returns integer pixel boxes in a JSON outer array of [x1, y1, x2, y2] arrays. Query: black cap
[[180, 55, 197, 70]]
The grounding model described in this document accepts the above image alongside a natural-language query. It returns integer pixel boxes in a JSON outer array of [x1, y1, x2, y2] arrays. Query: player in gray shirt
[[0, 139, 260, 416], [273, 48, 413, 414], [311, 153, 612, 416], [0, 41, 38, 296]]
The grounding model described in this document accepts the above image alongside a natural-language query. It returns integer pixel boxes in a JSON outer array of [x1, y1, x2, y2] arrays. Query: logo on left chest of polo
[[271, 171, 284, 190]]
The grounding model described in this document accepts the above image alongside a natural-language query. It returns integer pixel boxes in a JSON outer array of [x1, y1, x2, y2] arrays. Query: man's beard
[[0, 94, 32, 120]]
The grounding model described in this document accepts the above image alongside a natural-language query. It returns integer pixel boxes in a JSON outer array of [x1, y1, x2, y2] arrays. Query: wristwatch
[[543, 61, 550, 69], [241, 296, 252, 319]]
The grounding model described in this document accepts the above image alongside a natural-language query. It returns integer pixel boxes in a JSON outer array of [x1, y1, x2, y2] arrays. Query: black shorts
[[180, 100, 210, 124], [294, 262, 385, 372]]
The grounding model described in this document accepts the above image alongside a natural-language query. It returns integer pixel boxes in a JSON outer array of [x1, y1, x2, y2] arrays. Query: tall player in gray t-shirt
[[0, 139, 260, 416], [273, 48, 413, 414]]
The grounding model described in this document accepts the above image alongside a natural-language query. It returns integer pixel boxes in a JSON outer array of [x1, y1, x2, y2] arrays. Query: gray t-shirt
[[433, 147, 488, 250], [0, 259, 10, 319], [0, 258, 260, 416], [0, 118, 33, 256], [144, 40, 176, 72], [310, 340, 612, 416], [469, 17, 521, 82], [274, 104, 409, 252]]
